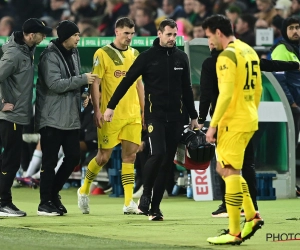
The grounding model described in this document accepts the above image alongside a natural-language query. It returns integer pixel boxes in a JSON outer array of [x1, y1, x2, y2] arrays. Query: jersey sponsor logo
[[174, 67, 183, 70], [114, 70, 126, 78], [244, 95, 254, 101], [148, 124, 153, 133]]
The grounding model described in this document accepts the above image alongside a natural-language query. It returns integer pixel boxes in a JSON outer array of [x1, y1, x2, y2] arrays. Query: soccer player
[[77, 17, 144, 215], [202, 15, 264, 244], [200, 45, 300, 218]]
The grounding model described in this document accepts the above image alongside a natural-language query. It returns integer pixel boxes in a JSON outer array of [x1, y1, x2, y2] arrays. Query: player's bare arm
[[206, 126, 216, 143], [91, 77, 104, 128]]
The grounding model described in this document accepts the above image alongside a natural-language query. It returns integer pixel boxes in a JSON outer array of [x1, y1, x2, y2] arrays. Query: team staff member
[[271, 16, 300, 147], [200, 46, 300, 218], [35, 20, 97, 216], [0, 18, 52, 217], [203, 15, 263, 244], [78, 17, 144, 215], [104, 19, 199, 221]]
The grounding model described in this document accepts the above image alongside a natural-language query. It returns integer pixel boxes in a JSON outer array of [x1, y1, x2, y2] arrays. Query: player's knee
[[122, 152, 136, 163], [95, 154, 109, 166]]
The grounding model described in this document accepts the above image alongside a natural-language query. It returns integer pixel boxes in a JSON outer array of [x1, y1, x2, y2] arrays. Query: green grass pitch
[[0, 188, 299, 249]]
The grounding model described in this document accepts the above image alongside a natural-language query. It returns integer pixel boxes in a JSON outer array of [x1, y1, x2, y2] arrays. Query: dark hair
[[158, 19, 177, 32], [202, 14, 233, 37], [165, 0, 179, 8], [115, 17, 135, 29], [285, 16, 300, 27], [272, 14, 284, 30], [136, 7, 153, 20], [193, 21, 203, 28], [239, 14, 257, 31]]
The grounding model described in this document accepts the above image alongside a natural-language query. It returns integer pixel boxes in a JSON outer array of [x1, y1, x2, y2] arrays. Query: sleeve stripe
[[220, 48, 237, 66]]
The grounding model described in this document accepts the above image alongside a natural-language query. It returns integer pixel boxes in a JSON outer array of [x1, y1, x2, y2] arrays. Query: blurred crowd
[[0, 0, 299, 46]]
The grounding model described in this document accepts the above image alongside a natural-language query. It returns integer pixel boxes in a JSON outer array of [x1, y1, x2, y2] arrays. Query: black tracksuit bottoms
[[142, 119, 184, 210], [219, 137, 258, 210], [39, 127, 80, 204], [0, 120, 23, 206]]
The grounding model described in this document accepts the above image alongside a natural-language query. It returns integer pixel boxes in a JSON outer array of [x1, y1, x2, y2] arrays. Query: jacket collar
[[44, 40, 75, 77], [153, 37, 176, 55], [52, 38, 74, 57], [210, 48, 222, 58]]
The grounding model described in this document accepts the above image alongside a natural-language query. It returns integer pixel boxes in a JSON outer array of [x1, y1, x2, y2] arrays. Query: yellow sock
[[121, 163, 134, 206], [224, 175, 243, 235], [241, 176, 256, 221], [80, 157, 103, 195]]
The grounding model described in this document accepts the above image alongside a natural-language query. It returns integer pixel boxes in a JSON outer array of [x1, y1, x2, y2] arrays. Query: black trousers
[[219, 137, 258, 210], [20, 116, 36, 171], [39, 127, 80, 204], [142, 119, 184, 210], [0, 120, 23, 206], [134, 148, 148, 192]]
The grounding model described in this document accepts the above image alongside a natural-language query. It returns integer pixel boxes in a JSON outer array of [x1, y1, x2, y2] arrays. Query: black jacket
[[80, 102, 97, 142], [198, 49, 300, 124], [108, 38, 198, 122], [237, 30, 256, 47]]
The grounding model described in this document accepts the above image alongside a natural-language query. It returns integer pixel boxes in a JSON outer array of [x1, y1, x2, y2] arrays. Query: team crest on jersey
[[148, 124, 153, 133], [94, 56, 99, 66], [174, 60, 181, 67], [103, 135, 109, 144]]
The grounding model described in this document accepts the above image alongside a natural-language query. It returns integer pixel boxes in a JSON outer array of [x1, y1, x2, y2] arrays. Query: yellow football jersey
[[92, 44, 141, 119], [211, 39, 262, 132]]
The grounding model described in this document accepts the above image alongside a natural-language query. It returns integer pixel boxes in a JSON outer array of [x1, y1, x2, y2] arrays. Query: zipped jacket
[[108, 38, 198, 122], [271, 40, 300, 106], [35, 40, 87, 131], [0, 32, 35, 125]]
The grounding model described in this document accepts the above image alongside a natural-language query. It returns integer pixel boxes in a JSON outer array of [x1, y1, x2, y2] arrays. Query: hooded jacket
[[107, 37, 198, 122], [35, 39, 88, 131], [0, 31, 35, 125], [271, 18, 300, 106]]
